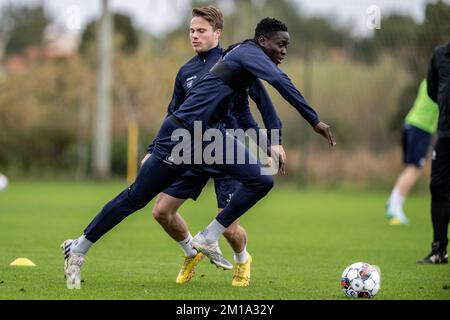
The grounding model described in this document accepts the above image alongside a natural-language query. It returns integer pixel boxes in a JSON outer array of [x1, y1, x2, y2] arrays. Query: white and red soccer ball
[[341, 262, 381, 298]]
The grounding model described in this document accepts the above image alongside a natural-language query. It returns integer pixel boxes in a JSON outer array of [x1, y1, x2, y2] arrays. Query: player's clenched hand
[[270, 144, 287, 174], [141, 153, 151, 167], [313, 122, 336, 147]]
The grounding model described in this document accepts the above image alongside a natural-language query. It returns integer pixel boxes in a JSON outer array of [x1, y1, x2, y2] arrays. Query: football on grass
[[341, 262, 380, 298]]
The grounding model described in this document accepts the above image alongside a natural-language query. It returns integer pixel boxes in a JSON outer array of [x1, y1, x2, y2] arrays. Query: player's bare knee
[[152, 204, 173, 223]]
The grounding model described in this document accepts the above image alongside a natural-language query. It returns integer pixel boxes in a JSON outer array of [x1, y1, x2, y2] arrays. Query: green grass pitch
[[0, 181, 449, 300]]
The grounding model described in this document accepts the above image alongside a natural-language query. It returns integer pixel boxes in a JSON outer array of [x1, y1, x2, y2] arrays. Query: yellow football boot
[[389, 217, 408, 225], [389, 217, 402, 225], [176, 252, 204, 284], [232, 254, 252, 287]]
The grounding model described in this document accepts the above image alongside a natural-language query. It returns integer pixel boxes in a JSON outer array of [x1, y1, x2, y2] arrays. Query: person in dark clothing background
[[417, 41, 450, 264]]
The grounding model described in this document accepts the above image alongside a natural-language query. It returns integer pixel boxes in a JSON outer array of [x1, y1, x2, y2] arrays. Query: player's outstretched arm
[[313, 121, 336, 147]]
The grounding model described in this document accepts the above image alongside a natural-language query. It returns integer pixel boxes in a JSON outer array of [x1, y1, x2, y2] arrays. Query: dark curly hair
[[254, 17, 288, 40]]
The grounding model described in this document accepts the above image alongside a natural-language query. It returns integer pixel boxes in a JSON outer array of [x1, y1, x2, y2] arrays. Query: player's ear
[[215, 28, 222, 39], [257, 35, 267, 48]]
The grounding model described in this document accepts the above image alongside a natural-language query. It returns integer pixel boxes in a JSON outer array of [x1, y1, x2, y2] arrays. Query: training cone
[[10, 258, 36, 267]]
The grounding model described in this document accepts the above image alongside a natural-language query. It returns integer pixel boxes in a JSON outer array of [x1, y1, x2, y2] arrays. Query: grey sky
[[0, 0, 445, 37]]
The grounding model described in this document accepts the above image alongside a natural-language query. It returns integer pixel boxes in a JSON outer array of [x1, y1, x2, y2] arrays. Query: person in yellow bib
[[386, 79, 438, 225]]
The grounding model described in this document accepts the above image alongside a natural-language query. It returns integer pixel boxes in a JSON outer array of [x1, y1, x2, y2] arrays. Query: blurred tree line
[[0, 4, 48, 56], [0, 0, 449, 186]]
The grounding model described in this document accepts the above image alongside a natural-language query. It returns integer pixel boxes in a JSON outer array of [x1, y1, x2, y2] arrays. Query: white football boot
[[192, 233, 233, 270], [61, 239, 85, 289]]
